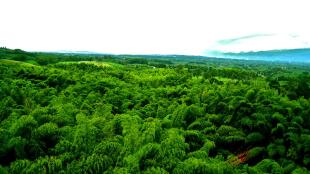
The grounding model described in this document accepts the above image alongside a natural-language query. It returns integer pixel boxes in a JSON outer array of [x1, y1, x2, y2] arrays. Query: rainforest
[[0, 48, 309, 174]]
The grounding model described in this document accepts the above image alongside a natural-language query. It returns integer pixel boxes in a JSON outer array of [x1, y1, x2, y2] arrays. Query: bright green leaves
[[33, 122, 60, 152], [172, 104, 204, 128], [158, 129, 189, 172], [93, 141, 123, 164], [141, 118, 162, 144], [10, 115, 37, 138], [71, 154, 112, 174], [73, 114, 104, 154], [173, 158, 235, 174], [252, 159, 284, 174], [184, 130, 206, 152]]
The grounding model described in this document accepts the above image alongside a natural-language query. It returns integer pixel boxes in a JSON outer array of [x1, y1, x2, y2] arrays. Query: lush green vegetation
[[0, 48, 310, 173]]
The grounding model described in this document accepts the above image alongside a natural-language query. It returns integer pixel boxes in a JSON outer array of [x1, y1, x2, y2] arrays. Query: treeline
[[0, 48, 172, 67], [0, 49, 310, 173]]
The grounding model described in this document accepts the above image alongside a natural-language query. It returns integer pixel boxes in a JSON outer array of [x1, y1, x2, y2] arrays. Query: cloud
[[217, 34, 276, 45], [207, 33, 310, 54]]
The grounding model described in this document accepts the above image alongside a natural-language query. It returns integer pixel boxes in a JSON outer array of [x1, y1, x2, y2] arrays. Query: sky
[[0, 0, 310, 55]]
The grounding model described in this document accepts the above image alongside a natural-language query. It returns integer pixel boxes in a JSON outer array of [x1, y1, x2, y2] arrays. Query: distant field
[[57, 61, 111, 67], [0, 59, 37, 66]]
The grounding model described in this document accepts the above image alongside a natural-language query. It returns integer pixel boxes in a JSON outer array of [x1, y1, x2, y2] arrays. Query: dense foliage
[[0, 48, 309, 173]]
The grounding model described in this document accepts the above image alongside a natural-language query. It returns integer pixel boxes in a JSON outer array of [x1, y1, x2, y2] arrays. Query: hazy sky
[[1, 0, 310, 55]]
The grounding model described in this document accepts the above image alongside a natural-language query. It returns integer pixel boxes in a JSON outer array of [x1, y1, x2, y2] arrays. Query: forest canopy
[[0, 48, 309, 173]]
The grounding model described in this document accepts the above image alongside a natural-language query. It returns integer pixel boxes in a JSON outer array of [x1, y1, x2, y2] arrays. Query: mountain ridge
[[218, 48, 310, 62]]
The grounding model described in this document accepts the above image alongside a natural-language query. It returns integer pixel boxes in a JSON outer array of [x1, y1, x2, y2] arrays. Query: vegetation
[[0, 48, 309, 173]]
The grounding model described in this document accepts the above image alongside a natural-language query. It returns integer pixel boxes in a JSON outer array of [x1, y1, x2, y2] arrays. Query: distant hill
[[220, 48, 310, 62], [1, 47, 310, 64]]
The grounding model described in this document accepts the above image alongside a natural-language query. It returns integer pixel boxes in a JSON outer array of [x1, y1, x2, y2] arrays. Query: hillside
[[220, 48, 310, 62]]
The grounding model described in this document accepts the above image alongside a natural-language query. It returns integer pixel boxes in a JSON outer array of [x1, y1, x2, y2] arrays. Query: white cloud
[[209, 34, 310, 53], [0, 0, 310, 55]]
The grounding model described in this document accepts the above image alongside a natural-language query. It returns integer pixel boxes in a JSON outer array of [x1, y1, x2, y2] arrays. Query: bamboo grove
[[0, 48, 309, 173]]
